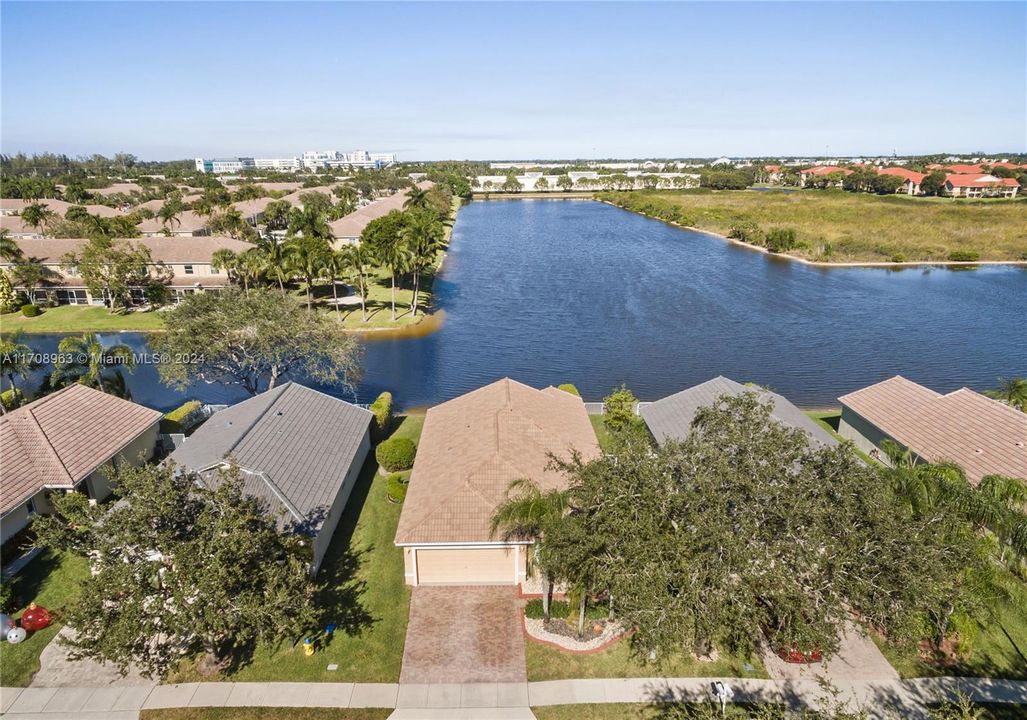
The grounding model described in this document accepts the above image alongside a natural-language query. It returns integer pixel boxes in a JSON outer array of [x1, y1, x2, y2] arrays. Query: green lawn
[[875, 570, 1027, 680], [533, 705, 651, 720], [526, 637, 766, 682], [141, 710, 390, 720], [0, 550, 90, 686], [170, 415, 423, 683], [1, 305, 167, 334], [601, 189, 1027, 262], [589, 415, 617, 453]]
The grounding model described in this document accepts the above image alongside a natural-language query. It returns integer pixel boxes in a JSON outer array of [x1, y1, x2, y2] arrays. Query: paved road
[[2, 677, 1026, 720]]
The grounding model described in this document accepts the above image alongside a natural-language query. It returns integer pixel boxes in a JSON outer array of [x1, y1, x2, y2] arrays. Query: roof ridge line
[[240, 466, 305, 523], [23, 405, 75, 484]]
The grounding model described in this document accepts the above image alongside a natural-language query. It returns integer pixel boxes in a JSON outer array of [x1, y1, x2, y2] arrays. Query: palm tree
[[287, 205, 332, 241], [20, 203, 56, 236], [403, 186, 430, 211], [340, 243, 373, 322], [237, 249, 266, 293], [985, 377, 1027, 412], [254, 232, 288, 290], [323, 250, 348, 314], [51, 333, 135, 397], [157, 198, 185, 233], [402, 211, 445, 317], [375, 235, 412, 321], [262, 200, 293, 232], [211, 249, 240, 288], [491, 478, 573, 622], [0, 331, 36, 413], [285, 235, 331, 309], [0, 229, 23, 262]]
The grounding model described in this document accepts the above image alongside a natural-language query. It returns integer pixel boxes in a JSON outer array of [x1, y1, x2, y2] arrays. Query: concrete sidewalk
[[2, 677, 1025, 720]]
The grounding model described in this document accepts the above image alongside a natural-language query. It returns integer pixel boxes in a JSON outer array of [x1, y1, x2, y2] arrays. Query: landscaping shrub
[[557, 383, 580, 397], [524, 598, 607, 621], [376, 436, 416, 471], [764, 227, 798, 253], [891, 253, 907, 263], [948, 250, 980, 262], [386, 473, 408, 503], [20, 303, 40, 317], [603, 384, 639, 432], [369, 391, 393, 440], [727, 221, 761, 244], [160, 400, 202, 433]]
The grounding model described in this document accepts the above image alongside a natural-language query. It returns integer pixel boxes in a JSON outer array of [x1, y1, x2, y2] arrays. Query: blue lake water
[[13, 199, 1027, 411]]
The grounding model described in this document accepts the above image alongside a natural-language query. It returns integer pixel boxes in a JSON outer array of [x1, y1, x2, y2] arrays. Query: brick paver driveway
[[400, 586, 527, 683]]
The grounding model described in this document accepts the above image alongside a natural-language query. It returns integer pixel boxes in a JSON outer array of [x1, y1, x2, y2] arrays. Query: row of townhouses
[[194, 150, 397, 174]]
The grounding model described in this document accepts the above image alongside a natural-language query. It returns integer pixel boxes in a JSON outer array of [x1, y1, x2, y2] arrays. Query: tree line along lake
[[14, 198, 1027, 411]]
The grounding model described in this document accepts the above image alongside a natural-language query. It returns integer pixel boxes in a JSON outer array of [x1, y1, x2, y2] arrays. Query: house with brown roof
[[799, 165, 853, 187], [394, 378, 601, 586], [1, 236, 251, 306], [137, 210, 210, 237], [838, 376, 1026, 484], [329, 181, 434, 245], [0, 384, 162, 543], [942, 174, 1020, 198], [875, 167, 927, 195]]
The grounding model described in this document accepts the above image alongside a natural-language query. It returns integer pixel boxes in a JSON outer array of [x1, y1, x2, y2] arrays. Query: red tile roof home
[[876, 167, 927, 183], [839, 376, 1026, 484], [945, 164, 987, 174], [804, 166, 853, 176], [987, 162, 1027, 170], [0, 384, 162, 515], [765, 164, 782, 172], [394, 378, 601, 545], [944, 174, 1020, 188]]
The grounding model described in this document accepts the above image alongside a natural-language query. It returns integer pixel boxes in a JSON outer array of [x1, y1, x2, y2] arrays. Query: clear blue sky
[[2, 2, 1025, 160]]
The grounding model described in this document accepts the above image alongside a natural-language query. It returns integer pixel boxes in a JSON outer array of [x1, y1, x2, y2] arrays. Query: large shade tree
[[33, 463, 319, 678], [542, 392, 987, 661], [151, 288, 361, 396]]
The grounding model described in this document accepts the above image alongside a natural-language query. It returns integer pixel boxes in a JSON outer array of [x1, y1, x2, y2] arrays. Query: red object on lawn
[[777, 645, 823, 664], [20, 603, 52, 632]]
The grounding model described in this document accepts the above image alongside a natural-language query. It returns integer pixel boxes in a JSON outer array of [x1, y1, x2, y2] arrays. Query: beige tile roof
[[135, 195, 202, 213], [0, 384, 162, 515], [232, 197, 277, 218], [0, 198, 125, 218], [86, 183, 144, 196], [395, 378, 601, 545], [839, 376, 1026, 483], [0, 215, 41, 236], [10, 236, 253, 264], [137, 210, 208, 234], [330, 181, 434, 240]]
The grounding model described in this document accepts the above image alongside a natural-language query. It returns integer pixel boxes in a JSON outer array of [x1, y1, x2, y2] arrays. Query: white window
[[184, 265, 194, 275]]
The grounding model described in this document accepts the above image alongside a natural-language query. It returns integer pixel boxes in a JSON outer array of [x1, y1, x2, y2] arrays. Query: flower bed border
[[520, 610, 628, 655]]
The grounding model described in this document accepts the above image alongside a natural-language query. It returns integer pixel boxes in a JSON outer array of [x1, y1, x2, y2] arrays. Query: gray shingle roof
[[639, 376, 837, 448], [170, 383, 372, 530]]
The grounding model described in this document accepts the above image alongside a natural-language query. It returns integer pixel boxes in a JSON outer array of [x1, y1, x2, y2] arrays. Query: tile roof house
[[875, 167, 927, 195], [170, 383, 373, 572], [639, 376, 837, 448], [838, 376, 1026, 484], [943, 174, 1020, 198], [1, 236, 251, 306], [0, 384, 162, 543], [330, 181, 434, 245], [395, 378, 600, 586]]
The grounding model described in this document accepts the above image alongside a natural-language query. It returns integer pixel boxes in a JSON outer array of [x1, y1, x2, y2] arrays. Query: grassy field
[[0, 550, 90, 686], [805, 410, 877, 465], [526, 637, 766, 682], [589, 415, 617, 453], [170, 415, 422, 683], [141, 710, 390, 720], [875, 569, 1027, 680], [602, 189, 1027, 263], [1, 305, 167, 333]]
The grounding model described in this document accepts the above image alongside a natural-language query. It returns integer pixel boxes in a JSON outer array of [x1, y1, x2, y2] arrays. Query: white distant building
[[255, 157, 302, 172], [302, 150, 397, 171], [195, 157, 256, 173]]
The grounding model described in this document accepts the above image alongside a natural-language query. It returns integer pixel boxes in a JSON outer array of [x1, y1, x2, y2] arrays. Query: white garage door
[[415, 547, 516, 585]]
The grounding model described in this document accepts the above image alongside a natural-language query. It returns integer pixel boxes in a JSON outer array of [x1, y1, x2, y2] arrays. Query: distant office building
[[255, 157, 302, 172], [197, 151, 395, 173], [194, 157, 256, 174]]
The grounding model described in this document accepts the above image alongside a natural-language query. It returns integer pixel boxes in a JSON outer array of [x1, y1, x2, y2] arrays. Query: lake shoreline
[[597, 198, 1027, 268]]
